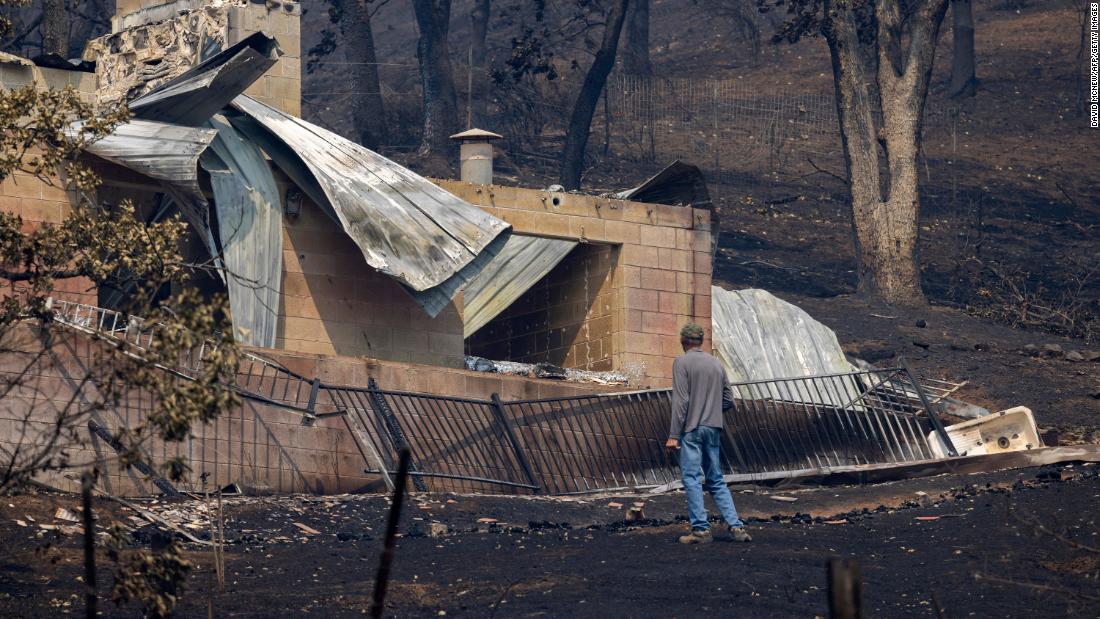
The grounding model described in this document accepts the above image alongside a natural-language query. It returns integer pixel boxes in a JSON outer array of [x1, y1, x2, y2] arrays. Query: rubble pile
[[464, 356, 643, 386]]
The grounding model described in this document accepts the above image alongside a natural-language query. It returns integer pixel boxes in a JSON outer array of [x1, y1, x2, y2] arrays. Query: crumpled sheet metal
[[77, 119, 223, 270], [612, 160, 711, 208], [229, 95, 511, 294], [129, 32, 281, 127], [404, 230, 511, 318], [82, 1, 229, 108], [77, 119, 217, 194], [711, 286, 856, 404], [462, 233, 578, 338], [201, 115, 283, 348]]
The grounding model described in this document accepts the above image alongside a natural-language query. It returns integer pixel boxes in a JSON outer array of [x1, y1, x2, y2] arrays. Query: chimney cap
[[449, 128, 503, 142]]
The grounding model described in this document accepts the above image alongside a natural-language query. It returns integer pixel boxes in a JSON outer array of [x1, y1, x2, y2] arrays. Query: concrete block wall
[[0, 170, 95, 307], [256, 348, 614, 402], [0, 61, 96, 100], [0, 323, 618, 497], [435, 180, 713, 389], [0, 324, 378, 496], [466, 243, 617, 371], [227, 1, 302, 117], [277, 194, 466, 368]]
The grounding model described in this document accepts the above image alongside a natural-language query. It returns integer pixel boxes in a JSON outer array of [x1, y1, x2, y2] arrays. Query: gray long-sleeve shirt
[[669, 348, 734, 439]]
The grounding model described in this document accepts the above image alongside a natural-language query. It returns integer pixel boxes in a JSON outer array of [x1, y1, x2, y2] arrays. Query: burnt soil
[[2, 464, 1099, 617]]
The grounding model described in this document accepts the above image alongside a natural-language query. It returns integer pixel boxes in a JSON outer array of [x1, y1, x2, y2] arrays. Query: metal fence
[[48, 298, 320, 415], [327, 368, 953, 495]]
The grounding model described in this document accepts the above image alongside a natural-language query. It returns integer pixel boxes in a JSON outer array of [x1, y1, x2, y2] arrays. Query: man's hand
[[665, 438, 680, 451]]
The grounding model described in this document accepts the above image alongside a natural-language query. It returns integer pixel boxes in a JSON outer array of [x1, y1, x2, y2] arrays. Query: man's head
[[680, 323, 705, 351]]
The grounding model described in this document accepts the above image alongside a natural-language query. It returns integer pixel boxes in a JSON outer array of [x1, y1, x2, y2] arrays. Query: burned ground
[[2, 464, 1098, 617]]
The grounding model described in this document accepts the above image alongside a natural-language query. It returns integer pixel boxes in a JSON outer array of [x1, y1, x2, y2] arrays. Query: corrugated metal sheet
[[226, 113, 339, 223], [405, 230, 511, 318], [78, 119, 216, 194], [77, 119, 223, 269], [229, 95, 511, 295], [613, 160, 711, 207], [462, 234, 578, 338], [129, 32, 280, 127], [711, 286, 856, 405], [201, 114, 282, 348]]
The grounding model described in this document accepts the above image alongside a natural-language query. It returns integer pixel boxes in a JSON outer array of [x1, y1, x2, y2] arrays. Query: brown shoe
[[678, 529, 713, 544], [730, 527, 752, 543]]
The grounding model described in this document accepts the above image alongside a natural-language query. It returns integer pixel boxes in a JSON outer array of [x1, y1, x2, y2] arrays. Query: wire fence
[[306, 69, 962, 200]]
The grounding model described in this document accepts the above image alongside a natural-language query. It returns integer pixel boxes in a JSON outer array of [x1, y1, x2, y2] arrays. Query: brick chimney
[[85, 0, 301, 116]]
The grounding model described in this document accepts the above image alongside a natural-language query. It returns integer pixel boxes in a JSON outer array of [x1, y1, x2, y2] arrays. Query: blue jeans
[[679, 426, 744, 531]]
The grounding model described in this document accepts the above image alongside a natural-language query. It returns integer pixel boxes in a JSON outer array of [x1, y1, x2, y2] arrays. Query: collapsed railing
[[48, 298, 320, 415], [48, 298, 958, 496], [329, 370, 956, 495]]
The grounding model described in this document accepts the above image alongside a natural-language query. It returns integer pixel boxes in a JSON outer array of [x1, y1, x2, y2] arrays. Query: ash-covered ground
[[2, 463, 1098, 617]]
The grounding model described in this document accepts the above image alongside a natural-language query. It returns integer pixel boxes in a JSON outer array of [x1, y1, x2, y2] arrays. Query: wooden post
[[370, 448, 412, 619], [81, 471, 97, 619], [827, 558, 862, 619]]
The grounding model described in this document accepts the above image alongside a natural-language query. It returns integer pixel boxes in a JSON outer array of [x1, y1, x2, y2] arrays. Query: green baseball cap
[[680, 323, 705, 341]]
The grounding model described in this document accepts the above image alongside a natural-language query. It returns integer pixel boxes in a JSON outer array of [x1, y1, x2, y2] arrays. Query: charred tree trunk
[[42, 0, 69, 57], [469, 0, 491, 126], [413, 0, 459, 160], [559, 0, 630, 190], [340, 0, 388, 150], [824, 0, 949, 305], [947, 0, 977, 98], [621, 0, 652, 75]]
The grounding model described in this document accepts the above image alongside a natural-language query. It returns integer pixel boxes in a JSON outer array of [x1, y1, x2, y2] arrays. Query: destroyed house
[[2, 0, 714, 385], [0, 0, 716, 494]]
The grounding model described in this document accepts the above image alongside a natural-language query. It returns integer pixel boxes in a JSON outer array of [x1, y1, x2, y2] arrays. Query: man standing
[[666, 323, 751, 544]]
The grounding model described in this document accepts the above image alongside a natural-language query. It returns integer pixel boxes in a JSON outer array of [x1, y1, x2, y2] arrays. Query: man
[[666, 323, 751, 544]]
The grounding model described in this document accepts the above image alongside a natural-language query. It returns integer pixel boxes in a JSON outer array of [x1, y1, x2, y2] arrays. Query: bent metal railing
[[327, 370, 955, 495], [47, 298, 957, 495], [47, 298, 320, 414]]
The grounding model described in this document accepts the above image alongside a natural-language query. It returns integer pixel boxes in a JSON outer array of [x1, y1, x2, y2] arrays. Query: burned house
[[3, 0, 715, 379], [0, 0, 714, 494], [1, 0, 1082, 499]]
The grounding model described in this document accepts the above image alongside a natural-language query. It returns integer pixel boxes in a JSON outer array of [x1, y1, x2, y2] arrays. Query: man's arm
[[722, 373, 734, 411], [668, 358, 690, 439]]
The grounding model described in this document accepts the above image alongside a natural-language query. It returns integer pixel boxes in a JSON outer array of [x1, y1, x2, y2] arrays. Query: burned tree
[[560, 0, 630, 190], [765, 0, 951, 304], [41, 0, 69, 56], [948, 0, 977, 98], [340, 0, 389, 149], [307, 0, 389, 150], [621, 0, 652, 75], [413, 0, 460, 161], [469, 0, 491, 125]]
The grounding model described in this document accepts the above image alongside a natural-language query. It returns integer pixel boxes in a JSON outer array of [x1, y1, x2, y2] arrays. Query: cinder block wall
[[277, 194, 466, 368], [436, 180, 713, 389], [0, 323, 616, 498], [467, 243, 616, 371], [0, 166, 95, 307], [227, 1, 302, 116], [0, 324, 373, 496]]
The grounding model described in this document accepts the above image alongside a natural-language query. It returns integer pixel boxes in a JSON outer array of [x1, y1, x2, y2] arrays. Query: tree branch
[[0, 267, 84, 282]]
